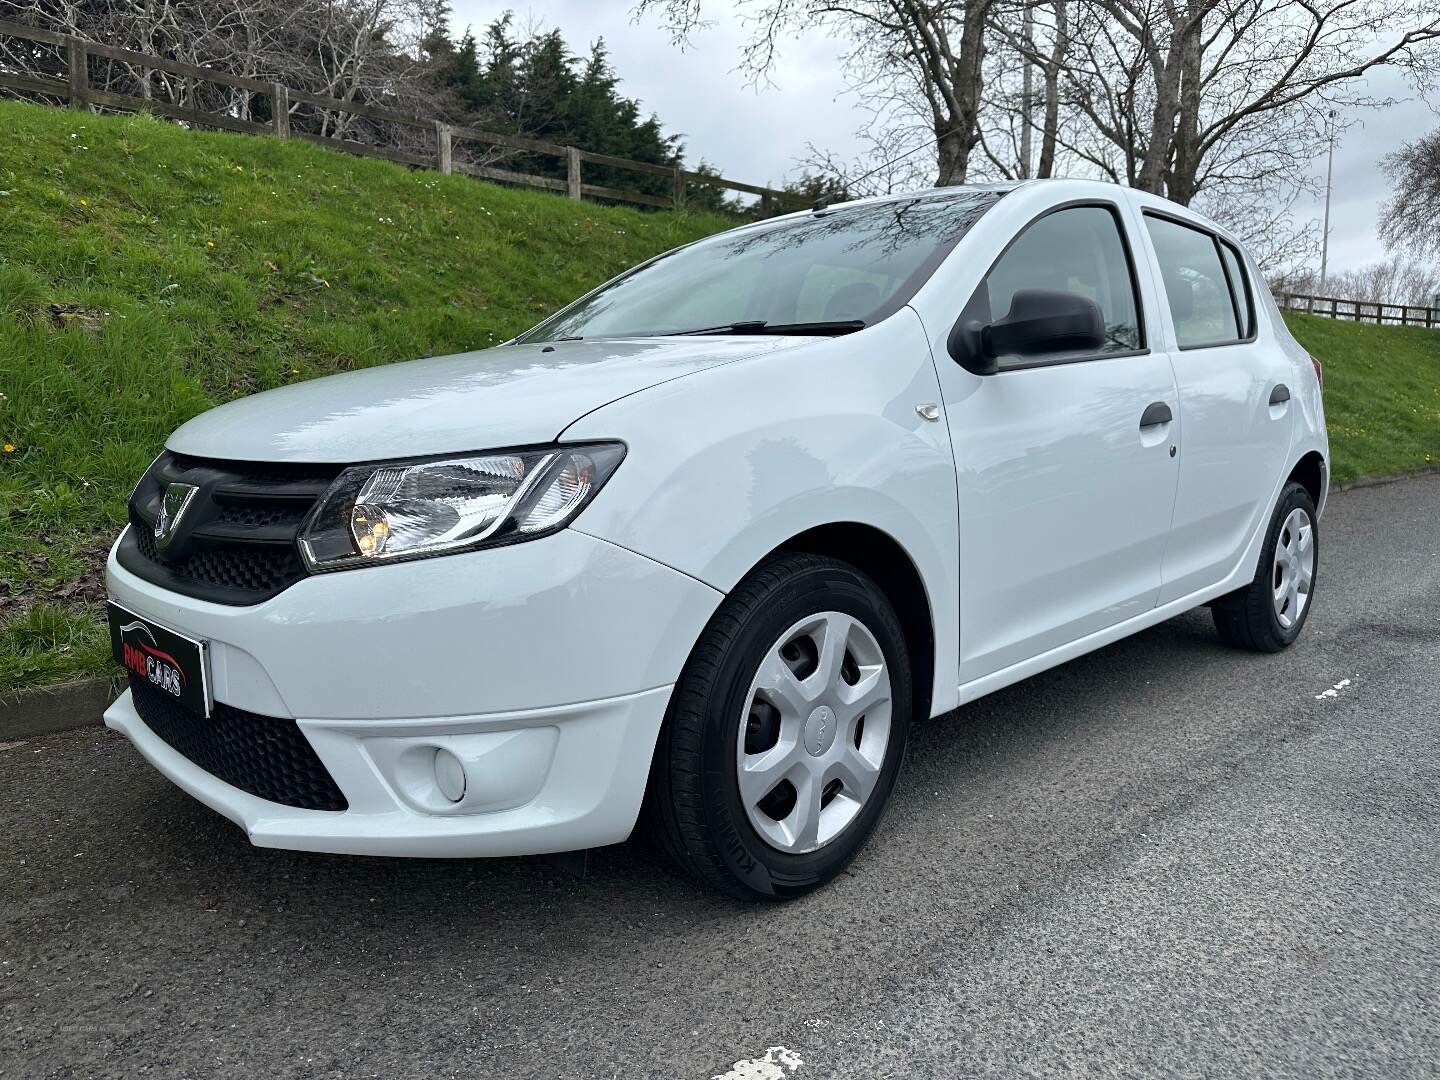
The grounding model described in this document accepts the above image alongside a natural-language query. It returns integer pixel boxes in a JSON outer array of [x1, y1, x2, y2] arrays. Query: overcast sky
[[450, 2, 1439, 274]]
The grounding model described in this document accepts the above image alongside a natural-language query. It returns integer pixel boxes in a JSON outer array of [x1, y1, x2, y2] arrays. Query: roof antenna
[[842, 123, 968, 194], [806, 121, 970, 211]]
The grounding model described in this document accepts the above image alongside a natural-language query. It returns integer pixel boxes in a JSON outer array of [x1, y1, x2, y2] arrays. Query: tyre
[[643, 553, 913, 900], [1212, 481, 1318, 652]]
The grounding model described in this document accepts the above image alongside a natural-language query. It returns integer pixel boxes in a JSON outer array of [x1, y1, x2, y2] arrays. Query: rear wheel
[[1212, 481, 1318, 652], [643, 554, 913, 899]]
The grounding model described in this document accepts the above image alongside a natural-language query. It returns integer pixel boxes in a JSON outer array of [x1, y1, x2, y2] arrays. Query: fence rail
[[1276, 291, 1440, 330], [0, 18, 807, 215]]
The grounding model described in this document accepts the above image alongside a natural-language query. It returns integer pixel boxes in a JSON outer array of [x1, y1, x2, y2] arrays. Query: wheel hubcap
[[1272, 507, 1315, 629], [736, 611, 892, 854]]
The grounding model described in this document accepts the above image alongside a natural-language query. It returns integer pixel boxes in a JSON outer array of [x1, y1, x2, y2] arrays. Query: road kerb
[[0, 677, 115, 739]]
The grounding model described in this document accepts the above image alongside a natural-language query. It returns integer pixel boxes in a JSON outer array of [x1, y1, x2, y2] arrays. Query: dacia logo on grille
[[154, 482, 199, 550]]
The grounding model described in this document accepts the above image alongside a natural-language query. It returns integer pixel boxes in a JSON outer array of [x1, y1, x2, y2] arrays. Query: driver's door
[[933, 202, 1182, 684]]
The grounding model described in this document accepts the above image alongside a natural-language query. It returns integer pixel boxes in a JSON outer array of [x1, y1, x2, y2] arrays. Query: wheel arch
[[1287, 450, 1327, 516], [771, 522, 937, 725]]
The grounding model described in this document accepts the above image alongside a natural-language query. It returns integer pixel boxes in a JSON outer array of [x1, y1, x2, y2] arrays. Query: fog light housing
[[433, 748, 466, 803], [367, 728, 559, 815]]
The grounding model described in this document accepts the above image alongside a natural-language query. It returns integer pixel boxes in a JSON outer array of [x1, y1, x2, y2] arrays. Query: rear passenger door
[[1137, 209, 1296, 604]]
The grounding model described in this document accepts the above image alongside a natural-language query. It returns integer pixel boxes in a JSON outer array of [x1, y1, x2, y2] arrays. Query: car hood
[[167, 337, 802, 462]]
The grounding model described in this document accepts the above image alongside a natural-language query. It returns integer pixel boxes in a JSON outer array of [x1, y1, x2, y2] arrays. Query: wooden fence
[[0, 18, 807, 215], [1276, 291, 1440, 330]]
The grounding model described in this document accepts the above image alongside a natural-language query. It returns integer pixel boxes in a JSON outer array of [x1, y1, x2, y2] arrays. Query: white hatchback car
[[105, 179, 1327, 898]]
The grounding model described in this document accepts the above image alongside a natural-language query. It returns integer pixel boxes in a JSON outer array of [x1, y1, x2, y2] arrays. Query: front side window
[[519, 190, 1005, 342], [1145, 214, 1246, 347], [959, 204, 1143, 363]]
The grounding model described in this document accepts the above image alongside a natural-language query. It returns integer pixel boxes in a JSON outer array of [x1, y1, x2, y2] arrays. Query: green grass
[[1282, 312, 1440, 484], [1, 99, 1436, 692], [0, 99, 733, 691]]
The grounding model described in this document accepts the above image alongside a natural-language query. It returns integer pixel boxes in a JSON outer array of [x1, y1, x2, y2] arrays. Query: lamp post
[[1320, 109, 1337, 290]]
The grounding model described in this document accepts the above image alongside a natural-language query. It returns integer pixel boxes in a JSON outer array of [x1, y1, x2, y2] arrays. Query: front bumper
[[104, 528, 723, 856]]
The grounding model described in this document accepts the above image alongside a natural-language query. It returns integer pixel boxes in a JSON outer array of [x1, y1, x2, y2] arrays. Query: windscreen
[[519, 189, 1007, 342]]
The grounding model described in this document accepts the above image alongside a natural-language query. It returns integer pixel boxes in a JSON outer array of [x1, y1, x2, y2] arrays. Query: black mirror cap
[[947, 318, 999, 375], [987, 288, 1105, 361], [949, 288, 1106, 374]]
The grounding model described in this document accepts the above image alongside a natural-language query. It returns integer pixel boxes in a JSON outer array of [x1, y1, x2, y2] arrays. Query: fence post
[[566, 147, 582, 200], [435, 121, 452, 174], [66, 38, 87, 110], [672, 167, 686, 210], [271, 83, 290, 138], [760, 192, 773, 217]]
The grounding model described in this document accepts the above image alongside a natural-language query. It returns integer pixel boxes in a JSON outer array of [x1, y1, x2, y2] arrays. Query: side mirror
[[949, 288, 1106, 375]]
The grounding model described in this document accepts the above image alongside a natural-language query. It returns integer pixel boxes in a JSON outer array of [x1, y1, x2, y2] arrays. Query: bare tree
[[1380, 130, 1440, 261], [637, 0, 993, 185], [1057, 0, 1440, 206], [977, 0, 1070, 179], [0, 0, 447, 139]]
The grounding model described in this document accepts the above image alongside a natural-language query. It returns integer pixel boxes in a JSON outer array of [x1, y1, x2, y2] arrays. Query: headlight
[[298, 443, 625, 570]]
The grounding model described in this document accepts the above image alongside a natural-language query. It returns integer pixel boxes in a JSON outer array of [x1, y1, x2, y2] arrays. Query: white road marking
[[712, 1046, 804, 1079], [1315, 677, 1355, 700]]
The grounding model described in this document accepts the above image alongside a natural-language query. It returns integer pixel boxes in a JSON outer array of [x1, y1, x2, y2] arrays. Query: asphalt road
[[3, 474, 1438, 1080]]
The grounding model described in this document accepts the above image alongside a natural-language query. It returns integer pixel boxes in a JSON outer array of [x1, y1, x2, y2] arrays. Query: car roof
[[765, 178, 1240, 249], [821, 182, 1026, 211], [720, 181, 1027, 239]]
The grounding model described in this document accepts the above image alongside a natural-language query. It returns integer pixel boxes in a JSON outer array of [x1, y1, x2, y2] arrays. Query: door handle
[[1270, 384, 1291, 405], [1139, 401, 1172, 428]]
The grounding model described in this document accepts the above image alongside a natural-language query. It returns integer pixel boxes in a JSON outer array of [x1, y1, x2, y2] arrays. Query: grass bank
[[0, 99, 731, 690], [1281, 312, 1440, 485]]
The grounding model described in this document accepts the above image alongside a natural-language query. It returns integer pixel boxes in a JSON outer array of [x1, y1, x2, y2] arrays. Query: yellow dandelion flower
[[3, 443, 15, 453], [78, 198, 88, 206], [207, 240, 216, 248]]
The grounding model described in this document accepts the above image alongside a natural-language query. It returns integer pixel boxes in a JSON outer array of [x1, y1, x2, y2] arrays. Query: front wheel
[[643, 554, 913, 899], [1212, 481, 1318, 652]]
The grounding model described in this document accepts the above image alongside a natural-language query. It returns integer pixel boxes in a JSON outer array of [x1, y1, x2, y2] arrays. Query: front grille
[[128, 675, 348, 811], [129, 516, 310, 596], [117, 451, 341, 605]]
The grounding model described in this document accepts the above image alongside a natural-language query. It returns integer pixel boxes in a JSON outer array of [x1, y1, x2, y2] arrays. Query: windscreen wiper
[[666, 320, 866, 337]]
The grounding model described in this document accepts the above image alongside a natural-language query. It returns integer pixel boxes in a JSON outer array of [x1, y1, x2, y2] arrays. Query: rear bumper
[[105, 682, 673, 857]]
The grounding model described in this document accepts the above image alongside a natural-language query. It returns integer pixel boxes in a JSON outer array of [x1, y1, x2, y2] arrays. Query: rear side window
[[961, 204, 1143, 359], [1144, 214, 1246, 347]]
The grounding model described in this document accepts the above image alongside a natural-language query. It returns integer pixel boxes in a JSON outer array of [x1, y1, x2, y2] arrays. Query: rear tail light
[[1310, 354, 1323, 391]]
